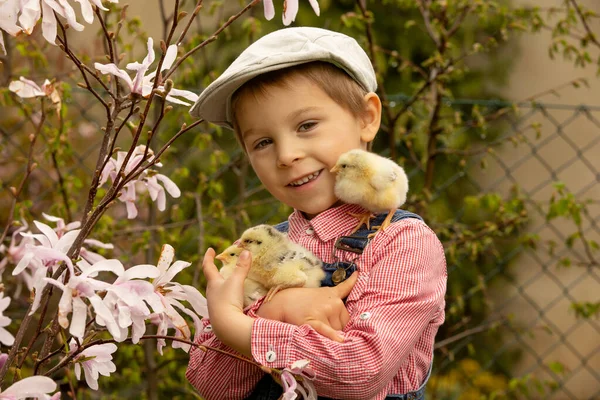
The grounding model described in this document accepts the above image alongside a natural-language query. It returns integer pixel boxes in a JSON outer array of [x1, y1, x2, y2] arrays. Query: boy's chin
[[300, 199, 345, 219]]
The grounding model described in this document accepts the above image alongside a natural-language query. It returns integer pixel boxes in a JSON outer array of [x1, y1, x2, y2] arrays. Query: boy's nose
[[276, 141, 304, 168]]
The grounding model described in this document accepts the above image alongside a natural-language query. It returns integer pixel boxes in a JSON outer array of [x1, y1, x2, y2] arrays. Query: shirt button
[[359, 312, 371, 320], [305, 228, 314, 235], [265, 351, 277, 362], [203, 324, 213, 332]]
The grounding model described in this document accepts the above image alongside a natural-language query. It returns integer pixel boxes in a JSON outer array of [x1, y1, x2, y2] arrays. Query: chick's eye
[[257, 240, 262, 245], [341, 164, 347, 169], [229, 252, 235, 256], [298, 121, 317, 132]]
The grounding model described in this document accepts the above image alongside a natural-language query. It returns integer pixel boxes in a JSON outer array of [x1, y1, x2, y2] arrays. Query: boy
[[186, 27, 447, 400]]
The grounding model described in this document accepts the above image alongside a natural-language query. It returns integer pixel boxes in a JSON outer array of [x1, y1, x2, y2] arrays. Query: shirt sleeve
[[250, 219, 447, 400], [186, 318, 264, 400]]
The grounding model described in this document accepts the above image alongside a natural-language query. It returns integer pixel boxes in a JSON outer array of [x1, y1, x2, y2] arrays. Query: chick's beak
[[215, 253, 226, 261], [330, 165, 340, 174]]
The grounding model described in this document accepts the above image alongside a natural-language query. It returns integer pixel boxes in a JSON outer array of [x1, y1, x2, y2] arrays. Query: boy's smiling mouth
[[288, 170, 323, 187]]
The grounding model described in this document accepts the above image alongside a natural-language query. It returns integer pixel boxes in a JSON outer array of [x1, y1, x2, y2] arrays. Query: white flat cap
[[189, 26, 377, 129]]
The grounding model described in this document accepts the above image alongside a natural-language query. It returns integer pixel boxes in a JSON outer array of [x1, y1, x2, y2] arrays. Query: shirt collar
[[288, 203, 368, 242]]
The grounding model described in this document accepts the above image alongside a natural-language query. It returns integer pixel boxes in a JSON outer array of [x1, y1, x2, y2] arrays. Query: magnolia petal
[[29, 267, 50, 314], [0, 295, 10, 313], [83, 238, 114, 249], [81, 259, 124, 279], [162, 44, 178, 71], [125, 201, 138, 219], [282, 0, 299, 25], [94, 62, 134, 90], [55, 229, 81, 253], [156, 244, 175, 274], [165, 87, 199, 103], [263, 0, 275, 20], [82, 362, 99, 390], [13, 251, 34, 275], [119, 264, 160, 281], [9, 77, 45, 98], [74, 0, 94, 24], [33, 220, 59, 247], [155, 174, 181, 198], [89, 296, 121, 339], [145, 292, 165, 314], [41, 0, 58, 44], [155, 260, 191, 287], [180, 284, 209, 318], [70, 296, 88, 339], [0, 327, 15, 346], [1, 375, 57, 397], [0, 0, 22, 36], [308, 0, 320, 16]]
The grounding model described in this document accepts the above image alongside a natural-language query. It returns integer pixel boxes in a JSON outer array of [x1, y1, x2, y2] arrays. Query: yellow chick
[[237, 225, 325, 302], [215, 245, 268, 307], [330, 149, 409, 235]]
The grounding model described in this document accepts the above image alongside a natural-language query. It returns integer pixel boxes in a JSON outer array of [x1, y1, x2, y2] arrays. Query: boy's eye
[[253, 138, 272, 150], [298, 121, 317, 132]]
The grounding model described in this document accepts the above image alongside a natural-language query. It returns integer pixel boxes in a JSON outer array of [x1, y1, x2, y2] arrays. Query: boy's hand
[[256, 272, 358, 343], [202, 248, 249, 321]]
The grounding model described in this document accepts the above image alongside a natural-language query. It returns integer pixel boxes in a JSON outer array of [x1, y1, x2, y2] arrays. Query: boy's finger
[[334, 271, 358, 299], [202, 248, 221, 281], [307, 320, 344, 343], [230, 250, 252, 280]]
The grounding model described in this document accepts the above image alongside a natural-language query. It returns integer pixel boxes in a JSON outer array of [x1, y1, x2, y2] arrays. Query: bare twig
[[435, 318, 506, 349], [164, 0, 260, 81]]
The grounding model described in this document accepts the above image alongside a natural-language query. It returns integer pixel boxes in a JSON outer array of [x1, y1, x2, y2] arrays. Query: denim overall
[[245, 209, 431, 400]]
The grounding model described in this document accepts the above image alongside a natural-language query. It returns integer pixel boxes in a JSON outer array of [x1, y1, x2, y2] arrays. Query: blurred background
[[0, 0, 598, 399]]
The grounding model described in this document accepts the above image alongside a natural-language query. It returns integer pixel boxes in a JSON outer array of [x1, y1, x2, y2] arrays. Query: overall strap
[[273, 210, 423, 287]]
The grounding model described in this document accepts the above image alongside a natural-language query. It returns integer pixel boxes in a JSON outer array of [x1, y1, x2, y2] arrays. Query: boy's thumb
[[234, 250, 252, 275], [335, 271, 358, 299]]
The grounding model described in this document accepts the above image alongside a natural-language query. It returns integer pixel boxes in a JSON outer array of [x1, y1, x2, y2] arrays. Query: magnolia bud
[[177, 11, 188, 22], [29, 134, 35, 142], [164, 79, 174, 94], [160, 40, 167, 53], [9, 187, 17, 196]]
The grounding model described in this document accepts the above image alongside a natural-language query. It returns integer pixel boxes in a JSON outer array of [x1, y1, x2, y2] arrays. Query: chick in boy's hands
[[216, 244, 268, 307], [216, 224, 325, 304]]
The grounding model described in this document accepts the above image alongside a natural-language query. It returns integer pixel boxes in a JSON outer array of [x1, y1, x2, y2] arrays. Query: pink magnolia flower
[[99, 145, 181, 219], [12, 214, 112, 314], [0, 293, 15, 346], [44, 259, 123, 341], [144, 244, 207, 354], [280, 360, 317, 400], [94, 37, 199, 105], [8, 77, 51, 98], [70, 340, 117, 391], [262, 0, 320, 25], [0, 374, 60, 399], [0, 0, 22, 54], [98, 263, 160, 343], [0, 221, 33, 276]]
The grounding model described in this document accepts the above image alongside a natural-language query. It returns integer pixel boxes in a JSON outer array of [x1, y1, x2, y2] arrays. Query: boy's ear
[[359, 92, 382, 144]]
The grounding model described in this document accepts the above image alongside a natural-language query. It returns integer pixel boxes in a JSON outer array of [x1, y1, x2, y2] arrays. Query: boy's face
[[235, 75, 379, 218]]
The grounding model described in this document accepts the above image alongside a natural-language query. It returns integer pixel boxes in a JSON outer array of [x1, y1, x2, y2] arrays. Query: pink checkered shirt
[[186, 204, 447, 400]]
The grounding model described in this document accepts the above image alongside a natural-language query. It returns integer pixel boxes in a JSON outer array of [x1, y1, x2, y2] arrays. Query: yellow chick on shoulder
[[215, 245, 268, 308], [330, 149, 409, 235], [237, 224, 325, 302]]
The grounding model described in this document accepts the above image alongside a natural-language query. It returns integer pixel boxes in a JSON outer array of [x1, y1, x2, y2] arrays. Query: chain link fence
[[1, 93, 598, 399]]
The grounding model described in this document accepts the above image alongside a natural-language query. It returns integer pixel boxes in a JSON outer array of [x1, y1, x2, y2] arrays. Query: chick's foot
[[348, 212, 375, 234], [369, 210, 396, 239], [264, 285, 282, 303]]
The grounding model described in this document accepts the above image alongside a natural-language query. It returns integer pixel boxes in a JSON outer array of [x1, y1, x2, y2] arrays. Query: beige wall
[[489, 0, 600, 398]]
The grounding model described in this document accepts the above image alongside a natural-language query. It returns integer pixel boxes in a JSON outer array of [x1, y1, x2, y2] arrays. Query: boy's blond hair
[[231, 61, 370, 148]]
